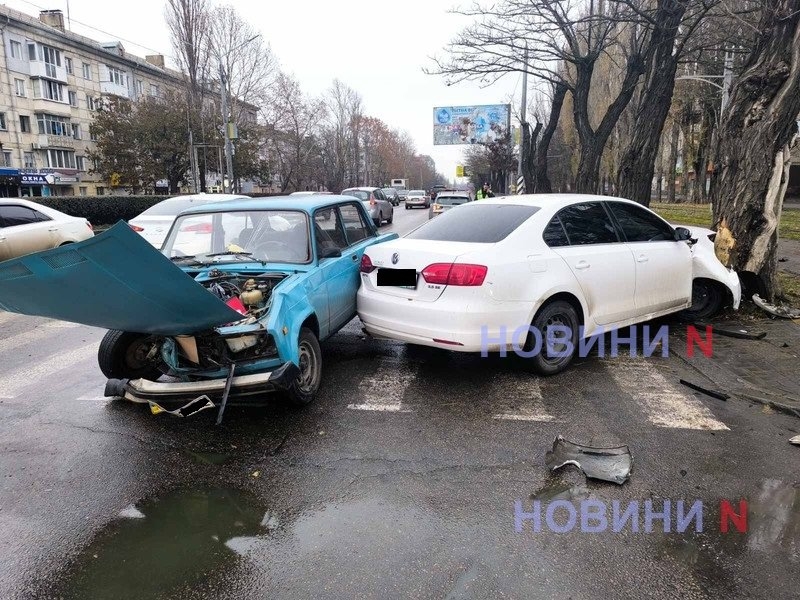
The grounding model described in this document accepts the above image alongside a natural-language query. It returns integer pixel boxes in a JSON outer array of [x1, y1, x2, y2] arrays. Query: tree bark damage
[[709, 0, 800, 301]]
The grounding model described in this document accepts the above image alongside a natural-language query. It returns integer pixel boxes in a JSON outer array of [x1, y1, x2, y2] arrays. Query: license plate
[[377, 268, 417, 288]]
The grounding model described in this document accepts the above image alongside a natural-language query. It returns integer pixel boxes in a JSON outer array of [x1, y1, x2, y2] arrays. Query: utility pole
[[517, 42, 528, 194], [219, 62, 235, 194]]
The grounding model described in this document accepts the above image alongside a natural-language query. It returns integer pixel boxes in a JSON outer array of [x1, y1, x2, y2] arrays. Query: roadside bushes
[[34, 195, 170, 224]]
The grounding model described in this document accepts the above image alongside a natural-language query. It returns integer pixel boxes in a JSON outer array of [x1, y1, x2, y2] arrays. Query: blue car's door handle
[[351, 254, 358, 261]]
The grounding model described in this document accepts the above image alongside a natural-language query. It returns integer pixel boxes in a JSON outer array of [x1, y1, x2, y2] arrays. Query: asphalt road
[[1, 203, 799, 600]]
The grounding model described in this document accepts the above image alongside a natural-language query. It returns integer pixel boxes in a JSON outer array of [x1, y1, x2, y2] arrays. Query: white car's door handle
[[574, 260, 590, 270], [636, 255, 649, 263], [48, 227, 59, 232]]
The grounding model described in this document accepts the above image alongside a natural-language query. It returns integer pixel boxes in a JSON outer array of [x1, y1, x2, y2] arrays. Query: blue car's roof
[[180, 194, 359, 215]]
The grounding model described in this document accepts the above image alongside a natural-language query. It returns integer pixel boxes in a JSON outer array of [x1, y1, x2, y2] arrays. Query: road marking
[[492, 374, 558, 422], [0, 342, 99, 399], [348, 359, 414, 412], [607, 358, 729, 430], [1, 321, 81, 355]]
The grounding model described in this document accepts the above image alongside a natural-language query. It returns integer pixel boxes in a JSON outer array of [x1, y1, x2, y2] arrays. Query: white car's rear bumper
[[357, 289, 533, 352]]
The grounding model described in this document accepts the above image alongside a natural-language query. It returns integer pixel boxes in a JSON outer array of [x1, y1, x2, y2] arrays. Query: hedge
[[33, 192, 296, 225], [34, 195, 171, 224]]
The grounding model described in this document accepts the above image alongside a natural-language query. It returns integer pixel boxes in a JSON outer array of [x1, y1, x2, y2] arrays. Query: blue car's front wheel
[[286, 328, 322, 406]]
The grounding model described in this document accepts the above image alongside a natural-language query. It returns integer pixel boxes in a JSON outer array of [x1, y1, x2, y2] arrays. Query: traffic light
[[456, 165, 464, 177]]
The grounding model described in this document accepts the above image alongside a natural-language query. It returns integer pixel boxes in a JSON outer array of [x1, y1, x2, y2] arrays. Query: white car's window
[[407, 203, 539, 243], [556, 202, 620, 245], [342, 190, 370, 201], [0, 205, 48, 227], [606, 201, 674, 242]]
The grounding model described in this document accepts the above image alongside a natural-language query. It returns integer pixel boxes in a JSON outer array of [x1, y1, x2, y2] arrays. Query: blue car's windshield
[[162, 209, 311, 264]]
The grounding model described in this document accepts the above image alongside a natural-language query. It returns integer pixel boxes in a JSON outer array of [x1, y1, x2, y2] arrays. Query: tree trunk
[[534, 82, 568, 193], [690, 100, 714, 203], [616, 1, 686, 206], [667, 117, 680, 203], [709, 0, 800, 301], [521, 121, 541, 194]]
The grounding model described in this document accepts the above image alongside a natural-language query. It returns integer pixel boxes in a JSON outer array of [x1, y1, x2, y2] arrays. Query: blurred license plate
[[377, 268, 417, 288]]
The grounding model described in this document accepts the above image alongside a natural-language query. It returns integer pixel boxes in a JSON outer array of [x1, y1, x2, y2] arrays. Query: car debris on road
[[545, 435, 633, 485]]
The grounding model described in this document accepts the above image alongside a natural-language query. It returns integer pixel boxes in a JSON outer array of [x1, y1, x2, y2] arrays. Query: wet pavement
[[1, 206, 800, 599]]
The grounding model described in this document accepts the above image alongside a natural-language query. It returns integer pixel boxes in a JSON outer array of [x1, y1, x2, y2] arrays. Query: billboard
[[433, 104, 511, 145]]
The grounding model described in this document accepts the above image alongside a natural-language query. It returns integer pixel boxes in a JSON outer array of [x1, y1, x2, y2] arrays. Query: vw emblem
[[391, 253, 399, 265]]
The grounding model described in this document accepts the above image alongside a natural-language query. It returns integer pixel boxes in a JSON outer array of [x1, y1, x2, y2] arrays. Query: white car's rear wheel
[[525, 300, 580, 375]]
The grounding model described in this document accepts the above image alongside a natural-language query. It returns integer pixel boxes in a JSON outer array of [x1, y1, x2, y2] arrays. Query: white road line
[[607, 358, 729, 430], [492, 374, 558, 422], [1, 321, 80, 354], [0, 342, 99, 399], [347, 359, 414, 412]]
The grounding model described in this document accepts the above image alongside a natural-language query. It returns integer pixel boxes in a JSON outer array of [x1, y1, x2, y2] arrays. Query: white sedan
[[357, 194, 741, 374], [0, 198, 94, 261], [128, 193, 250, 248]]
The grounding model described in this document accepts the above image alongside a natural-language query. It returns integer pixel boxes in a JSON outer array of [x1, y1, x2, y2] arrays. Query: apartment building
[[0, 7, 187, 197]]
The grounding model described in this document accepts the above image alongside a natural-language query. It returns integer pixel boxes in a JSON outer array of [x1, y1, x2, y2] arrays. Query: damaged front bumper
[[104, 361, 299, 407]]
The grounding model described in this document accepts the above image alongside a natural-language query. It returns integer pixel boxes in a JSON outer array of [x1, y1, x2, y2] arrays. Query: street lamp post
[[218, 34, 260, 194]]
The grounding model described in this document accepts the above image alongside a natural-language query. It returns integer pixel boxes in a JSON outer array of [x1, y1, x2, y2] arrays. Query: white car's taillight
[[421, 263, 487, 286]]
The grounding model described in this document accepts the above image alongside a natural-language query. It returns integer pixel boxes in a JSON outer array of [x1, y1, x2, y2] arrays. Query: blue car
[[0, 196, 397, 411]]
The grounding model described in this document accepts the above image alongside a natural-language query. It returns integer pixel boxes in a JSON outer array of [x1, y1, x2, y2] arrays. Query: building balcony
[[34, 135, 76, 149], [29, 61, 68, 83], [100, 81, 130, 98]]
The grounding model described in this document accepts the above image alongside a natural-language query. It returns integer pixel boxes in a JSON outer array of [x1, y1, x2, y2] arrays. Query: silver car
[[405, 189, 430, 209], [428, 191, 472, 219], [340, 187, 394, 227]]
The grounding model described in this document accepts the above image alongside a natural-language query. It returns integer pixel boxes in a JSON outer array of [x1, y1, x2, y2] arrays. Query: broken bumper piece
[[545, 435, 633, 485], [104, 362, 299, 406]]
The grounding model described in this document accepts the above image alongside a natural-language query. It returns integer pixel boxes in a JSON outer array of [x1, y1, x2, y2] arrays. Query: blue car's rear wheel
[[286, 327, 322, 406]]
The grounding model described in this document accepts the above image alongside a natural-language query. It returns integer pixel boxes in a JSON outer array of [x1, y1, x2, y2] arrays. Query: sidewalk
[[670, 317, 800, 418], [779, 238, 800, 276]]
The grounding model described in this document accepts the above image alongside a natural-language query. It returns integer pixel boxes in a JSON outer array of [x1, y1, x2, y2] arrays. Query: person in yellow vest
[[475, 183, 494, 199]]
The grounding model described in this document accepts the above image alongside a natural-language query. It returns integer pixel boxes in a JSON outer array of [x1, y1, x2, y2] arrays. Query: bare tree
[[165, 0, 211, 190], [208, 4, 278, 122], [709, 0, 800, 301]]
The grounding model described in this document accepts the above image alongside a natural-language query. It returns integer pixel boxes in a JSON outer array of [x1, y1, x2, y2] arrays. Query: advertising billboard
[[433, 104, 511, 145]]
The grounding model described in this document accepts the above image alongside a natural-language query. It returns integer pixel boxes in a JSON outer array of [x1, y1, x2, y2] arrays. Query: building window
[[65, 57, 73, 74], [23, 152, 35, 169], [76, 156, 85, 171], [149, 83, 159, 97], [68, 90, 78, 106], [106, 65, 126, 86], [90, 129, 98, 142], [1, 151, 11, 167], [19, 115, 31, 133], [10, 40, 23, 59], [37, 114, 71, 137], [96, 186, 105, 196], [14, 78, 26, 97], [34, 80, 65, 102], [27, 43, 37, 61], [79, 186, 88, 196], [82, 62, 92, 79], [136, 79, 144, 96], [72, 124, 81, 139], [46, 149, 76, 169], [87, 95, 98, 111], [0, 113, 6, 130]]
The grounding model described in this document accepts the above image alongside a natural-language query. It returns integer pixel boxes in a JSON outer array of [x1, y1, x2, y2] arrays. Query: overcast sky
[[5, 0, 521, 182]]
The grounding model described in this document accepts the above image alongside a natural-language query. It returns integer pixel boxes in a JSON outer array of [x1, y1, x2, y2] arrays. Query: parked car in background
[[381, 188, 401, 206], [405, 190, 430, 209], [0, 196, 398, 410], [340, 187, 394, 227], [358, 194, 741, 375], [429, 185, 447, 201], [0, 198, 94, 261], [128, 193, 250, 248], [396, 189, 409, 202], [429, 190, 472, 219]]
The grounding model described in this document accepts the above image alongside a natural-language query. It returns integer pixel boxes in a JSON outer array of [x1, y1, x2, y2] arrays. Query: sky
[[4, 0, 523, 183]]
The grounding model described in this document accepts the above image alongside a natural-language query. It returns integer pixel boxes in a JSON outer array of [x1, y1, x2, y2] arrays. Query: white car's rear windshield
[[140, 197, 211, 216], [343, 190, 370, 201], [436, 195, 469, 206], [407, 204, 540, 243], [409, 190, 425, 195]]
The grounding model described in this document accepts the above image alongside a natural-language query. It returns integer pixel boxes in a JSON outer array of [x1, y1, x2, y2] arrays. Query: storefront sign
[[21, 174, 49, 185]]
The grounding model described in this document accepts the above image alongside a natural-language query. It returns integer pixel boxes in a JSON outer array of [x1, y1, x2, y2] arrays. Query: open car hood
[[0, 221, 244, 334]]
